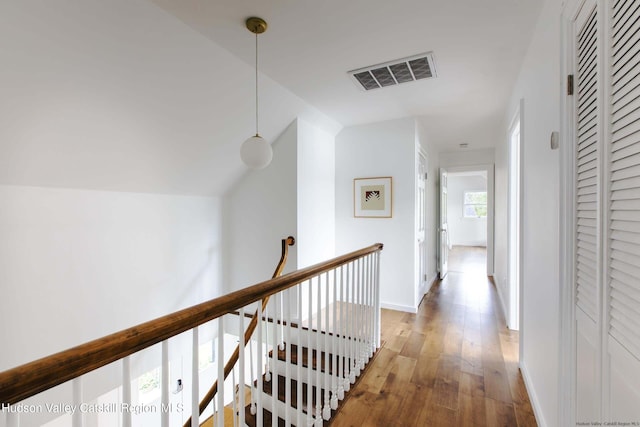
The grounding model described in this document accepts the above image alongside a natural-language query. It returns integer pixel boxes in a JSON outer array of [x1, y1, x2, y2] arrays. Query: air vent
[[349, 52, 437, 91]]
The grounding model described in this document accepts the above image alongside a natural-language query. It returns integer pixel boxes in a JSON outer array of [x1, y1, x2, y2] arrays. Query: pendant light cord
[[255, 32, 259, 137]]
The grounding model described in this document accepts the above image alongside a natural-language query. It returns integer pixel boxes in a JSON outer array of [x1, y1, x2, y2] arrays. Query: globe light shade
[[240, 134, 272, 169]]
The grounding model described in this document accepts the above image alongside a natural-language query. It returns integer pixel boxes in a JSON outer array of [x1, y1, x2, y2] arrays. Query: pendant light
[[240, 17, 273, 169]]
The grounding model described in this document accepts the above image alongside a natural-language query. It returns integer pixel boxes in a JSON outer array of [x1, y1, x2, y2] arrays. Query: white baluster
[[307, 278, 313, 426], [337, 265, 345, 400], [122, 356, 132, 427], [323, 271, 331, 420], [360, 257, 366, 368], [217, 318, 225, 427], [264, 299, 271, 383], [239, 308, 246, 426], [315, 274, 322, 426], [161, 340, 169, 427], [348, 261, 354, 383], [249, 318, 256, 416], [331, 267, 339, 409], [72, 377, 83, 427], [365, 255, 373, 362], [369, 254, 375, 356], [279, 292, 285, 351], [257, 302, 263, 426], [364, 255, 370, 362], [350, 260, 358, 383], [191, 327, 199, 427], [356, 257, 363, 375], [376, 252, 381, 348], [285, 289, 292, 426], [297, 283, 303, 427], [271, 297, 278, 427]]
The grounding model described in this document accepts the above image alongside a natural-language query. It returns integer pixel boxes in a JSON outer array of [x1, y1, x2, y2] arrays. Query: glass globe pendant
[[240, 17, 272, 169]]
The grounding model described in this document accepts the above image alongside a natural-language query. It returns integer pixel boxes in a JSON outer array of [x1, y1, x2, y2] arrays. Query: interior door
[[572, 0, 601, 422], [417, 152, 427, 293], [439, 168, 449, 278]]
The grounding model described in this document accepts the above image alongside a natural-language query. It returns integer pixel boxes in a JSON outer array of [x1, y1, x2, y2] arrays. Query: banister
[[185, 235, 295, 427], [0, 242, 383, 406]]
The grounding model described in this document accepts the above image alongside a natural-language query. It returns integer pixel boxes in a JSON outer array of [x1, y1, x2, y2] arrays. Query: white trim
[[419, 273, 439, 298], [380, 302, 417, 314], [507, 99, 524, 332], [521, 363, 548, 427]]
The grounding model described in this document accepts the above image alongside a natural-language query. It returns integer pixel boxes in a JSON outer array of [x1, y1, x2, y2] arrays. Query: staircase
[[0, 238, 383, 427], [243, 323, 375, 426]]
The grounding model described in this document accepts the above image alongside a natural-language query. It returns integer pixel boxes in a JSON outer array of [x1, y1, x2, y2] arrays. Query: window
[[463, 191, 487, 218], [137, 367, 161, 404]]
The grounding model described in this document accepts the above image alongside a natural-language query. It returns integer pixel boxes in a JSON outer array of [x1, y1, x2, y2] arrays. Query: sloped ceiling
[[0, 0, 542, 196]]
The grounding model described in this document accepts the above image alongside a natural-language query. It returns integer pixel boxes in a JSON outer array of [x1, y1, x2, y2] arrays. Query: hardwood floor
[[331, 248, 537, 427]]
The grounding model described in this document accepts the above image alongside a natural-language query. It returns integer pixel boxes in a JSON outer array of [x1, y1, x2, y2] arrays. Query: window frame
[[462, 190, 488, 218]]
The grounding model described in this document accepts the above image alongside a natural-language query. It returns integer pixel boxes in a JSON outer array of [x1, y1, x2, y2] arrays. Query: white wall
[[439, 148, 495, 168], [297, 119, 336, 268], [0, 185, 222, 372], [224, 121, 299, 293], [499, 0, 563, 425], [447, 174, 488, 247], [336, 118, 418, 312]]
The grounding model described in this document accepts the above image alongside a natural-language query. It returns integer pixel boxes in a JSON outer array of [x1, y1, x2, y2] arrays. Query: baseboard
[[380, 302, 417, 313], [494, 277, 510, 329], [520, 362, 547, 427], [419, 274, 438, 297]]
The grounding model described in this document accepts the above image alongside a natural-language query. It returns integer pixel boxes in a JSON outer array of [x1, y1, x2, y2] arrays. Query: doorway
[[439, 165, 494, 277]]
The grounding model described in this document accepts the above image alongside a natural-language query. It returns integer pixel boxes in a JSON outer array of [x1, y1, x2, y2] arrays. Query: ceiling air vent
[[349, 52, 437, 91]]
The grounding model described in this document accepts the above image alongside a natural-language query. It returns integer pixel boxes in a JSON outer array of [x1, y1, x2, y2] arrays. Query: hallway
[[332, 248, 537, 426]]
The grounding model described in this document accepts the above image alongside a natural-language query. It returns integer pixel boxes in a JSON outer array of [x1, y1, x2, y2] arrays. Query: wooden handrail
[[184, 236, 295, 427], [0, 242, 383, 406]]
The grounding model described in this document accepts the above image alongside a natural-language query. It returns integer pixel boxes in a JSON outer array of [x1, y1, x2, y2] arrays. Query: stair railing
[[183, 236, 296, 427], [0, 241, 383, 427]]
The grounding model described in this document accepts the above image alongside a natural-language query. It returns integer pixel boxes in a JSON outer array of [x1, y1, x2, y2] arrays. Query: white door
[[417, 152, 427, 294], [564, 0, 640, 423], [439, 168, 449, 278], [572, 0, 601, 421]]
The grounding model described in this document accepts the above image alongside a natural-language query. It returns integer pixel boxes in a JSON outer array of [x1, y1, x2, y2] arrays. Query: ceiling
[[150, 0, 543, 151], [0, 1, 543, 197]]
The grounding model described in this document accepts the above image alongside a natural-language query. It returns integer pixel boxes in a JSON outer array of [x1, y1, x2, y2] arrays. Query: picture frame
[[354, 176, 393, 218]]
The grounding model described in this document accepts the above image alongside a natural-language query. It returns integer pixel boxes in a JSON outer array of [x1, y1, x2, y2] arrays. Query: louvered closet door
[[573, 0, 601, 422], [576, 0, 600, 322], [606, 0, 640, 419]]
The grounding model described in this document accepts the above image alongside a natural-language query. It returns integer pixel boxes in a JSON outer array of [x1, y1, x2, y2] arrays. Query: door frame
[[439, 164, 495, 276], [508, 100, 524, 332], [439, 167, 449, 279]]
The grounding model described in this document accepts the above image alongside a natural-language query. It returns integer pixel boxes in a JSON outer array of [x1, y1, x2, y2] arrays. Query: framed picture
[[354, 177, 393, 218]]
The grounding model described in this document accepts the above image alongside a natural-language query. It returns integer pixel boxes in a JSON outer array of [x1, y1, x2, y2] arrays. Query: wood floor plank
[[357, 346, 397, 394], [333, 247, 537, 426], [400, 331, 426, 358], [484, 397, 518, 427], [458, 391, 487, 427], [459, 372, 485, 397]]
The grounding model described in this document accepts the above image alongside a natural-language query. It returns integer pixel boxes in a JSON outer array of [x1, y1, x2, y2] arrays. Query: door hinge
[[567, 74, 574, 96]]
